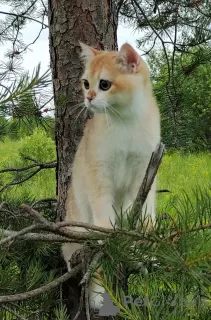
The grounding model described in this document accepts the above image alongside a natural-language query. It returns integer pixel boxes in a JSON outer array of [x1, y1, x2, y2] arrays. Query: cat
[[62, 42, 160, 310]]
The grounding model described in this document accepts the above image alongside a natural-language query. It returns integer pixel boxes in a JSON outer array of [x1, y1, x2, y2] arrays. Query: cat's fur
[[62, 42, 160, 309]]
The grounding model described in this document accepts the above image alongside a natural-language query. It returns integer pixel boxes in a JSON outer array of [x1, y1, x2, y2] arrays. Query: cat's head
[[80, 42, 151, 116]]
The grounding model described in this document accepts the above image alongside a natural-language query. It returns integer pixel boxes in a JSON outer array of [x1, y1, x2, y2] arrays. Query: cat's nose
[[86, 96, 93, 102]]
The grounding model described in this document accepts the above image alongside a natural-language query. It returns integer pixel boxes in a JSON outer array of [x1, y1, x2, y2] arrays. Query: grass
[[0, 134, 56, 202], [157, 152, 211, 214], [0, 134, 210, 213]]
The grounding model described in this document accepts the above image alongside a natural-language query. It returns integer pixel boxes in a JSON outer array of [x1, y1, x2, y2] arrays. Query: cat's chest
[[96, 124, 154, 188], [99, 124, 152, 159]]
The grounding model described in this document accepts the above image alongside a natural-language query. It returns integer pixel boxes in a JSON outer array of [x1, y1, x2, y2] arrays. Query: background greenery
[[1, 122, 211, 213]]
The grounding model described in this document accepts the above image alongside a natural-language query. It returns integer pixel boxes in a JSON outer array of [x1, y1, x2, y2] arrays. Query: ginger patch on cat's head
[[79, 42, 150, 114]]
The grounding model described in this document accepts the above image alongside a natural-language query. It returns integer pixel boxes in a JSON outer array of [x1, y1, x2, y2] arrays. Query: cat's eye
[[82, 79, 90, 90], [99, 80, 111, 91]]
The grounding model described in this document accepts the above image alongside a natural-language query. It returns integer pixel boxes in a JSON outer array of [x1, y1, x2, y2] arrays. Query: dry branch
[[135, 142, 165, 208], [0, 225, 39, 246], [20, 204, 49, 224], [1, 230, 73, 243]]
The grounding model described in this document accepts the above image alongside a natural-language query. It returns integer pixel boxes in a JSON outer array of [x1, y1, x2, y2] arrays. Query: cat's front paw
[[89, 281, 105, 310]]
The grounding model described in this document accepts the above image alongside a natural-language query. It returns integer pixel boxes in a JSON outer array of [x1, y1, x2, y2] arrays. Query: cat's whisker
[[70, 102, 85, 115], [110, 106, 122, 119], [70, 101, 84, 108], [108, 106, 123, 123], [107, 106, 118, 121], [73, 106, 86, 126], [104, 106, 110, 128], [107, 108, 112, 125]]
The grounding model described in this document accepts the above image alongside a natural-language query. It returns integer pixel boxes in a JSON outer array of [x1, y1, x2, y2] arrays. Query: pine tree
[[119, 0, 211, 148], [0, 0, 52, 139]]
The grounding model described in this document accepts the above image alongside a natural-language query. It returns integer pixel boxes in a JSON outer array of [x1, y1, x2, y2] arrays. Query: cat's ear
[[79, 42, 100, 63], [117, 43, 141, 73]]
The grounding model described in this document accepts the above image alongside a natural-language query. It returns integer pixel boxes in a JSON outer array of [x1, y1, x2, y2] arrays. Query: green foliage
[[0, 116, 55, 142], [0, 116, 9, 141], [148, 47, 211, 150], [54, 305, 69, 320], [0, 124, 59, 318], [119, 1, 211, 150], [120, 0, 211, 54], [0, 129, 56, 200], [98, 188, 211, 320], [7, 116, 55, 140], [18, 127, 56, 163], [0, 63, 54, 142], [0, 232, 63, 319]]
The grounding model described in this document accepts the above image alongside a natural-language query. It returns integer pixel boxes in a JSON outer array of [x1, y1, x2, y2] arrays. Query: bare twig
[[0, 266, 82, 303], [0, 225, 39, 246], [80, 252, 104, 286], [72, 286, 85, 320], [0, 202, 6, 210], [0, 0, 38, 37], [1, 230, 73, 243], [85, 281, 91, 320], [20, 204, 48, 224], [0, 11, 48, 28]]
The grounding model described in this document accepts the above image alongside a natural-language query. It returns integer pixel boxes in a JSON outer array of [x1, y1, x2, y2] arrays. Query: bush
[[18, 127, 56, 163]]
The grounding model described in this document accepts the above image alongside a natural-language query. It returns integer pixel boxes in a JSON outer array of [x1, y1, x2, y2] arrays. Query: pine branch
[[0, 160, 56, 174], [1, 229, 72, 243], [80, 251, 104, 286], [0, 160, 56, 193], [0, 11, 48, 28], [165, 222, 211, 241], [20, 204, 151, 240], [0, 266, 82, 303], [0, 224, 39, 246], [1, 304, 28, 320]]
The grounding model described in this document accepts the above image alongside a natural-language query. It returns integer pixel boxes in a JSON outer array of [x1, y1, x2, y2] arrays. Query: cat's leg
[[61, 186, 91, 271], [62, 242, 82, 271], [91, 193, 116, 228], [84, 170, 116, 309], [88, 192, 116, 310]]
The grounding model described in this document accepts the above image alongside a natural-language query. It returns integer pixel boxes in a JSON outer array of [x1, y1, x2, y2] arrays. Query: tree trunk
[[48, 0, 117, 318]]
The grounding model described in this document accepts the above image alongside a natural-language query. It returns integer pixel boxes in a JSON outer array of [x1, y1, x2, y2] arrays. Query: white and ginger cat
[[62, 42, 160, 309]]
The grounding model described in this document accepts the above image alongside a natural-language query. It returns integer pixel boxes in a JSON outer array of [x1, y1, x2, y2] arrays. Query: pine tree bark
[[48, 0, 118, 318]]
